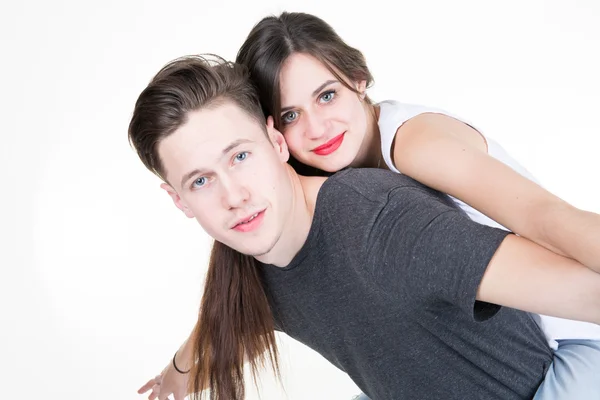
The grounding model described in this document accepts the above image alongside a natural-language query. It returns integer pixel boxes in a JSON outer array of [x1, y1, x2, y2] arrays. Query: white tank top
[[377, 99, 600, 346]]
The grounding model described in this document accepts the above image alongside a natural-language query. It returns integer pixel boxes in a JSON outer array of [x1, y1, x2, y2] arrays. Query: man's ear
[[160, 183, 194, 218], [266, 116, 290, 163], [356, 79, 367, 98]]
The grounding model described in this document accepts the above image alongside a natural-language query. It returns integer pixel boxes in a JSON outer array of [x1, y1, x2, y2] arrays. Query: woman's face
[[278, 53, 368, 172]]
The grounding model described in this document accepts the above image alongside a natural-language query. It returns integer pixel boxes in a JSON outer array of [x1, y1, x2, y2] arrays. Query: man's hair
[[128, 54, 267, 181], [128, 55, 280, 400]]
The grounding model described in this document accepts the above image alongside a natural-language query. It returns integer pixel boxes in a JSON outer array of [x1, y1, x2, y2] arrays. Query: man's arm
[[478, 233, 600, 325], [370, 184, 600, 325]]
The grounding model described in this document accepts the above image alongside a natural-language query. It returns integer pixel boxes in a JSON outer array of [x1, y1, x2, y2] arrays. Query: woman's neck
[[351, 103, 385, 169]]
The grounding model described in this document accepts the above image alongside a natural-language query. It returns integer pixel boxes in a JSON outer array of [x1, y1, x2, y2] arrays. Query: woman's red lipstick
[[312, 133, 345, 156]]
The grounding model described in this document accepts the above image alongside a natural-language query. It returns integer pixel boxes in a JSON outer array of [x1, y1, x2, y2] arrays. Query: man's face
[[158, 101, 292, 258]]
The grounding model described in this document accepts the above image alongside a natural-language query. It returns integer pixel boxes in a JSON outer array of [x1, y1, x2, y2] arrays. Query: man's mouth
[[238, 213, 259, 225], [232, 210, 266, 232]]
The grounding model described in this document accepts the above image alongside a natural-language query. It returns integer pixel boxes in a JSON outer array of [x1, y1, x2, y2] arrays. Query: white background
[[1, 0, 599, 399]]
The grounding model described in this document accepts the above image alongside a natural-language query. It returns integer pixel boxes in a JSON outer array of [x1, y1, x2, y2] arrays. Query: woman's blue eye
[[281, 111, 298, 124], [235, 152, 248, 162], [193, 177, 206, 187], [320, 90, 335, 103]]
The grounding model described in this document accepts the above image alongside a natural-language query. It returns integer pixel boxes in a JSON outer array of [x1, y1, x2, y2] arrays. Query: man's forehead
[[166, 103, 259, 149], [186, 102, 258, 137]]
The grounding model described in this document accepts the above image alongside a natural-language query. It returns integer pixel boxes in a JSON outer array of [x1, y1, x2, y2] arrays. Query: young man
[[129, 55, 600, 400]]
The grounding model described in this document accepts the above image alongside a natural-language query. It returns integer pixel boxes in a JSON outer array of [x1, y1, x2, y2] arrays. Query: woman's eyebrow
[[280, 79, 338, 114]]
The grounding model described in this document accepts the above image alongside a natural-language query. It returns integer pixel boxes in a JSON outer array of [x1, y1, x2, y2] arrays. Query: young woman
[[233, 11, 600, 400]]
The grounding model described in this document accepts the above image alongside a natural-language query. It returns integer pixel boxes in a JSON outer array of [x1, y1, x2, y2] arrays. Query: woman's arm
[[478, 233, 600, 325], [137, 329, 195, 400], [391, 112, 600, 272]]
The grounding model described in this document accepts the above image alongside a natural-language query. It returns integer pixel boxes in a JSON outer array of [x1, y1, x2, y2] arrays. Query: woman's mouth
[[312, 133, 345, 156]]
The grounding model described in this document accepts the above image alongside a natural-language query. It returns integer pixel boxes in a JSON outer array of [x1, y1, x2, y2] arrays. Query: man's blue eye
[[193, 177, 206, 187], [235, 152, 248, 162]]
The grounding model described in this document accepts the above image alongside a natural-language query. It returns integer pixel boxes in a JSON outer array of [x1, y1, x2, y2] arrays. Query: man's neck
[[255, 166, 327, 267]]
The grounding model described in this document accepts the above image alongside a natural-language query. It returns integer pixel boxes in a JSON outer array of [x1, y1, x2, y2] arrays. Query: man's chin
[[223, 233, 281, 263], [223, 241, 272, 259], [240, 242, 278, 263], [247, 246, 274, 260]]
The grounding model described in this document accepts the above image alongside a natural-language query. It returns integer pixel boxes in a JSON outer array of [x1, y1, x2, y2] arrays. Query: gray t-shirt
[[260, 168, 552, 400]]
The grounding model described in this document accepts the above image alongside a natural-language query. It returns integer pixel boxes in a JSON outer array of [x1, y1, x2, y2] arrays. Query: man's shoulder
[[327, 168, 434, 199], [322, 168, 459, 215]]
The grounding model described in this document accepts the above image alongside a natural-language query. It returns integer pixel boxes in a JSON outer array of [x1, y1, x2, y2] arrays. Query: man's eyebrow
[[280, 79, 338, 114], [180, 168, 204, 188], [179, 138, 254, 188], [221, 138, 253, 155]]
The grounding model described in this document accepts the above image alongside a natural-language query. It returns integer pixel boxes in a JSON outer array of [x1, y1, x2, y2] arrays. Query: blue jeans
[[533, 339, 600, 399], [352, 339, 600, 399]]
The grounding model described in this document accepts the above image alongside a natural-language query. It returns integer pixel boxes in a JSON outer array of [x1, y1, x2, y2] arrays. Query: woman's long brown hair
[[188, 240, 280, 400]]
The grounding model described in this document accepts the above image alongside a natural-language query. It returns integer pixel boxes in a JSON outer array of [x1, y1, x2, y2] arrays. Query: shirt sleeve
[[367, 186, 511, 321]]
